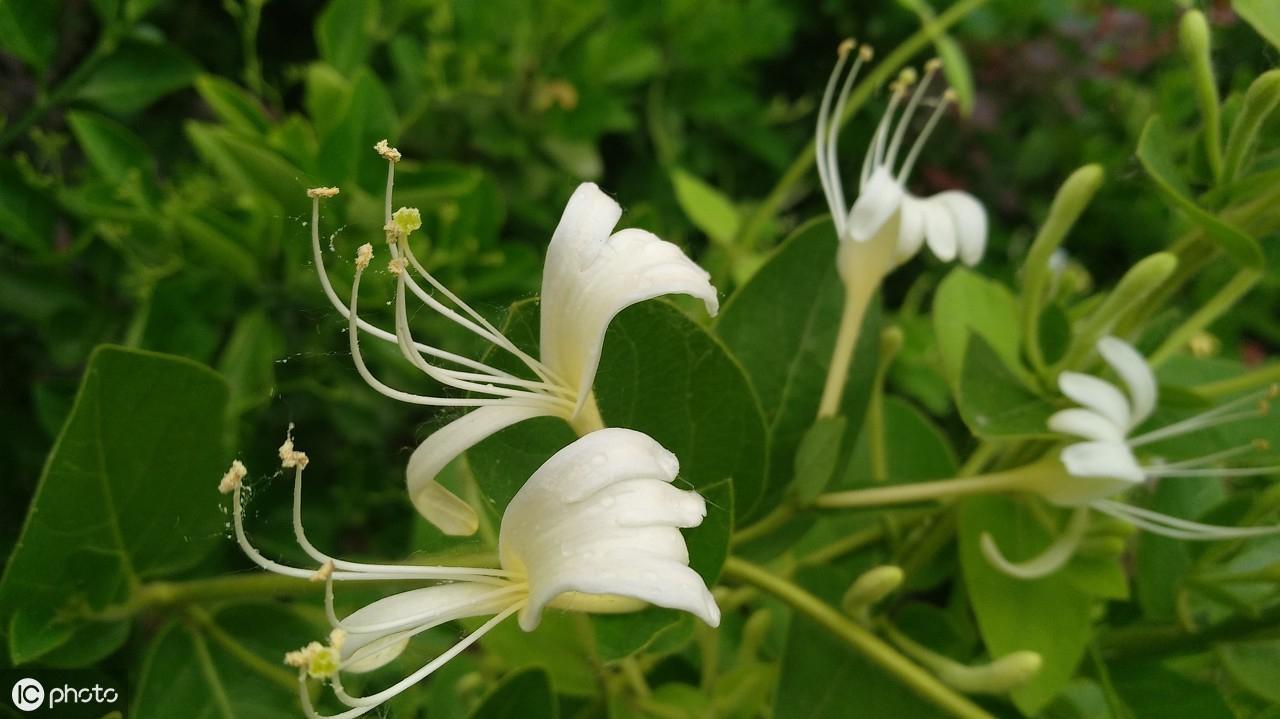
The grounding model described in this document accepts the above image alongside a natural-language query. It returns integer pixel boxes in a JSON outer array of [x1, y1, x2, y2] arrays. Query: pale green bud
[[842, 565, 904, 618]]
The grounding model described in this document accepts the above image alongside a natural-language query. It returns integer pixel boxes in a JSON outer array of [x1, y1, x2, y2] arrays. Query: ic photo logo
[[9, 677, 119, 713], [11, 678, 43, 712]]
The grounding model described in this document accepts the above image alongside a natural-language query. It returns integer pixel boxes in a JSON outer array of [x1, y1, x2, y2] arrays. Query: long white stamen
[[1144, 465, 1280, 478], [1091, 499, 1280, 540], [300, 604, 523, 718], [896, 89, 955, 184], [1150, 442, 1262, 470], [885, 60, 940, 171], [346, 259, 553, 409], [869, 88, 906, 181], [1129, 387, 1275, 447], [308, 197, 520, 382], [390, 270, 572, 406], [979, 506, 1090, 580], [289, 464, 512, 583], [825, 44, 868, 224], [394, 237, 567, 390], [816, 42, 853, 234]]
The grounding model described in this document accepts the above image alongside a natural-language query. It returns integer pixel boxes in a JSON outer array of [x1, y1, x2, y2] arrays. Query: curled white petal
[[920, 197, 957, 262], [1059, 440, 1145, 484], [933, 190, 987, 266], [1058, 372, 1131, 431], [1097, 336, 1157, 428], [338, 584, 508, 673], [407, 403, 553, 535], [1048, 408, 1125, 442], [895, 195, 927, 264], [847, 167, 905, 242], [539, 184, 719, 415], [499, 428, 720, 631]]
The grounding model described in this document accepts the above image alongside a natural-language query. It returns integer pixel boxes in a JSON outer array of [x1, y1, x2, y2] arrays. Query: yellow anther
[[393, 207, 422, 235], [374, 139, 401, 163], [1253, 438, 1271, 451], [837, 38, 855, 57], [859, 45, 874, 61], [355, 243, 373, 270], [1268, 384, 1279, 400], [218, 460, 247, 494], [898, 67, 918, 86], [311, 560, 335, 583], [943, 88, 958, 103], [925, 57, 943, 73], [306, 187, 340, 199], [388, 257, 407, 275]]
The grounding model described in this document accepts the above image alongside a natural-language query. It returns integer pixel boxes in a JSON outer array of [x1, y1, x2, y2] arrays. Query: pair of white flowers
[[225, 141, 722, 717]]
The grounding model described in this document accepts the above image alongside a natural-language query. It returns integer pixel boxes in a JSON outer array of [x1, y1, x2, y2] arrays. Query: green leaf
[[0, 346, 229, 662], [716, 219, 879, 510], [957, 334, 1057, 438], [789, 416, 847, 504], [185, 122, 307, 210], [66, 111, 151, 184], [933, 266, 1023, 387], [1233, 0, 1280, 50], [478, 613, 598, 697], [216, 311, 284, 417], [958, 495, 1094, 715], [1219, 640, 1280, 704], [467, 667, 557, 719], [1136, 116, 1263, 268], [0, 0, 58, 72], [133, 605, 318, 718], [670, 168, 740, 246], [897, 0, 976, 115], [194, 75, 271, 136], [315, 70, 398, 190], [76, 39, 200, 115], [316, 0, 377, 75], [1111, 661, 1234, 719], [840, 397, 957, 489], [0, 157, 56, 253], [775, 566, 947, 718]]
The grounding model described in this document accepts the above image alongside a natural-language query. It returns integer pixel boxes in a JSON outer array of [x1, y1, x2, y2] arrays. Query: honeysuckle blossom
[[813, 42, 988, 417], [308, 141, 718, 536], [814, 337, 1279, 579], [977, 336, 1280, 579], [816, 42, 987, 285], [221, 427, 720, 719]]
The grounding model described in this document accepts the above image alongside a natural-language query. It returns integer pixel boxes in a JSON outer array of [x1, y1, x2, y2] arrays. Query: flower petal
[[1058, 371, 1131, 431], [933, 190, 987, 266], [339, 583, 510, 673], [895, 195, 927, 264], [920, 196, 958, 262], [499, 428, 720, 631], [1059, 441, 1145, 484], [1097, 336, 1157, 428], [846, 167, 905, 242], [1048, 408, 1124, 442], [407, 402, 553, 535], [540, 187, 718, 413]]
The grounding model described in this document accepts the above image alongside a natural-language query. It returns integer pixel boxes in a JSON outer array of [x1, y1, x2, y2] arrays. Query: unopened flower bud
[[938, 651, 1042, 694], [842, 565, 904, 618]]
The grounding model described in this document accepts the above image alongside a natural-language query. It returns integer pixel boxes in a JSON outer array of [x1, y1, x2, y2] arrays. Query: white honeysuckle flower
[[815, 42, 987, 286], [307, 141, 718, 537], [222, 427, 720, 719], [980, 336, 1280, 580]]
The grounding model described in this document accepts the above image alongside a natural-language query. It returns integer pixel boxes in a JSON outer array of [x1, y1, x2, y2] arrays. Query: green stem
[[798, 509, 935, 568], [1100, 603, 1280, 661], [1193, 362, 1280, 399], [86, 574, 326, 621], [731, 502, 797, 546], [814, 467, 1035, 509], [1148, 268, 1261, 367], [733, 0, 991, 251], [818, 280, 877, 418], [722, 557, 994, 719]]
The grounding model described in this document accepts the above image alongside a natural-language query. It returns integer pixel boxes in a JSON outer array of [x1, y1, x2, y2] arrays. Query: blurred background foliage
[[1, 0, 1279, 716]]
